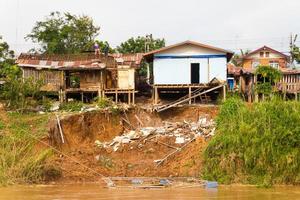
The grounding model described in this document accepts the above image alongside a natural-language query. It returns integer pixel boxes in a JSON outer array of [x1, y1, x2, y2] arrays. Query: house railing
[[276, 82, 300, 93]]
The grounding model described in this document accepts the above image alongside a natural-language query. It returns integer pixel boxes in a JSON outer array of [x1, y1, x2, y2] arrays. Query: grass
[[0, 112, 53, 186], [59, 101, 84, 112], [202, 96, 300, 187]]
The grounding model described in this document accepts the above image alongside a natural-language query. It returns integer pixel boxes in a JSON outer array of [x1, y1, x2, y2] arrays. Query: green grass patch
[[59, 101, 84, 112], [0, 112, 54, 185], [203, 97, 300, 186]]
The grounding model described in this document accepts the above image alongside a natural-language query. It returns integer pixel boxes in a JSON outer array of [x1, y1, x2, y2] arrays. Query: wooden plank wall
[[23, 68, 62, 91]]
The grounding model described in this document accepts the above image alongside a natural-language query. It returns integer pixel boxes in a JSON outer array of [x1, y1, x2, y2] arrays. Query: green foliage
[[1, 75, 43, 110], [116, 35, 165, 53], [116, 34, 165, 77], [0, 113, 53, 185], [0, 120, 4, 130], [59, 101, 84, 112], [255, 65, 282, 95], [41, 97, 53, 112], [97, 97, 112, 108], [203, 97, 300, 186], [26, 11, 100, 54], [0, 36, 15, 78], [291, 44, 300, 64], [95, 40, 115, 54]]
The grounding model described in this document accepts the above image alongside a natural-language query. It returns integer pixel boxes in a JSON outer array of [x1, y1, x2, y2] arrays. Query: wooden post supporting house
[[188, 87, 192, 104], [128, 91, 131, 104], [132, 90, 135, 104], [223, 84, 226, 101], [154, 86, 158, 105]]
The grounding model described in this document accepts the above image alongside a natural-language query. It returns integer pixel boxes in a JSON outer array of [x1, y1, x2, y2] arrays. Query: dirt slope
[[48, 106, 218, 182]]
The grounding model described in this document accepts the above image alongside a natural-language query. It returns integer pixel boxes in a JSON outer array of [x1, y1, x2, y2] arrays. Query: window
[[260, 52, 264, 57], [265, 52, 270, 57], [270, 61, 279, 69]]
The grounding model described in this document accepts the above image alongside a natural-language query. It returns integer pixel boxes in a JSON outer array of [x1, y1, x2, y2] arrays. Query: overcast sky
[[0, 0, 299, 54]]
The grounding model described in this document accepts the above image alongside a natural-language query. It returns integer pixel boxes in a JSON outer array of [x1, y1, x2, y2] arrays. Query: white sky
[[0, 0, 299, 54]]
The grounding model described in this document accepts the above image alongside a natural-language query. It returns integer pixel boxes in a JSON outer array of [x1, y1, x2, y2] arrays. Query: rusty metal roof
[[17, 53, 117, 70], [111, 53, 144, 68]]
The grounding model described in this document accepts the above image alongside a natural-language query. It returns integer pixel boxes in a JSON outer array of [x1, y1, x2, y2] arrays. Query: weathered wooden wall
[[22, 67, 62, 91]]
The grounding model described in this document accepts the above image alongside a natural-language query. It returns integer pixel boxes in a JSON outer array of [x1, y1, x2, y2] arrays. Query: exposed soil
[[47, 105, 219, 183]]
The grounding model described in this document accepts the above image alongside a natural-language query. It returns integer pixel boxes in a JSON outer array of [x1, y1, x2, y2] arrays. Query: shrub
[[0, 112, 53, 185], [203, 97, 300, 186], [59, 101, 84, 112]]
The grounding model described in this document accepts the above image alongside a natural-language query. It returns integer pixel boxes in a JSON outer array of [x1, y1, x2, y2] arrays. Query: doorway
[[191, 63, 200, 84]]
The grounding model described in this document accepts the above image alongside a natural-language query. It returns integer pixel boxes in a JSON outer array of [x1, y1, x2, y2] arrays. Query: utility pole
[[290, 33, 298, 66]]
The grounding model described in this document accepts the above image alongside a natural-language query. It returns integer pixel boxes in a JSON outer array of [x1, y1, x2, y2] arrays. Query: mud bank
[[48, 106, 219, 182]]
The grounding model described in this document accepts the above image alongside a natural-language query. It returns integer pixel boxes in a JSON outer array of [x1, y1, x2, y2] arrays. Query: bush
[[203, 97, 300, 186], [59, 101, 84, 112], [0, 112, 53, 185], [97, 97, 112, 108]]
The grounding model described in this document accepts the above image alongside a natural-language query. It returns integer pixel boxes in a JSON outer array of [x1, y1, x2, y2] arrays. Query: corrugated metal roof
[[17, 53, 117, 70]]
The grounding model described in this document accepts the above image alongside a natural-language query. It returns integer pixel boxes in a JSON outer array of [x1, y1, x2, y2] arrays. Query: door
[[191, 63, 200, 84]]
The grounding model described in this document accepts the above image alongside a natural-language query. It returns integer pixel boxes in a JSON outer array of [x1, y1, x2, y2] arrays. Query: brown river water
[[0, 184, 299, 200]]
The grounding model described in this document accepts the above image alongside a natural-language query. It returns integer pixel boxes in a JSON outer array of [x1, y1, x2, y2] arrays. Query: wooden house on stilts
[[17, 53, 143, 104], [143, 41, 234, 112]]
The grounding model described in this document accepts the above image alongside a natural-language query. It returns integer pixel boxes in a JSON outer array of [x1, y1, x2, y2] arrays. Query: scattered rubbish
[[95, 116, 216, 157], [175, 137, 185, 144], [205, 181, 218, 188], [50, 102, 60, 111], [159, 179, 171, 186], [132, 179, 144, 185]]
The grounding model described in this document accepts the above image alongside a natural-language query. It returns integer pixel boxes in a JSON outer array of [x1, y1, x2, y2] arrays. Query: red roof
[[243, 46, 289, 60]]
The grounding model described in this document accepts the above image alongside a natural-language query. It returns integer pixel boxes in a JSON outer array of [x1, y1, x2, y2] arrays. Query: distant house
[[17, 53, 143, 104], [228, 46, 300, 101], [242, 46, 289, 70], [143, 40, 233, 107]]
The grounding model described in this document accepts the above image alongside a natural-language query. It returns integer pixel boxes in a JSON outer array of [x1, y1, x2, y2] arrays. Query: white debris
[[140, 127, 155, 137], [175, 137, 185, 144], [95, 116, 216, 152], [50, 102, 60, 111]]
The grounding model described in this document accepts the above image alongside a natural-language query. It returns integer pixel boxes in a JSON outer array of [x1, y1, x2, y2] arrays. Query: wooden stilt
[[188, 87, 192, 105], [154, 86, 158, 105], [128, 91, 131, 104], [115, 89, 118, 103], [223, 84, 226, 101], [81, 92, 84, 102], [132, 90, 135, 105]]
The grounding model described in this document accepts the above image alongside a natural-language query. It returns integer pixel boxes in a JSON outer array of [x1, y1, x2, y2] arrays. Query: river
[[0, 184, 299, 200]]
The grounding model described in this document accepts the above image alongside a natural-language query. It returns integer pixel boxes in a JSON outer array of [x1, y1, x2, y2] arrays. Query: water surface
[[0, 184, 299, 200]]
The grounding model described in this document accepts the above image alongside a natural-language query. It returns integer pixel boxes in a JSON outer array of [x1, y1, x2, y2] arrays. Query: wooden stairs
[[154, 84, 225, 112]]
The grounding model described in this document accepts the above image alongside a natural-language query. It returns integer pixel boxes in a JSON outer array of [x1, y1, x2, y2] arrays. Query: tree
[[116, 35, 165, 77], [230, 49, 251, 67], [95, 40, 115, 54], [255, 65, 282, 96], [116, 35, 165, 53], [26, 12, 100, 54], [0, 36, 15, 77]]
